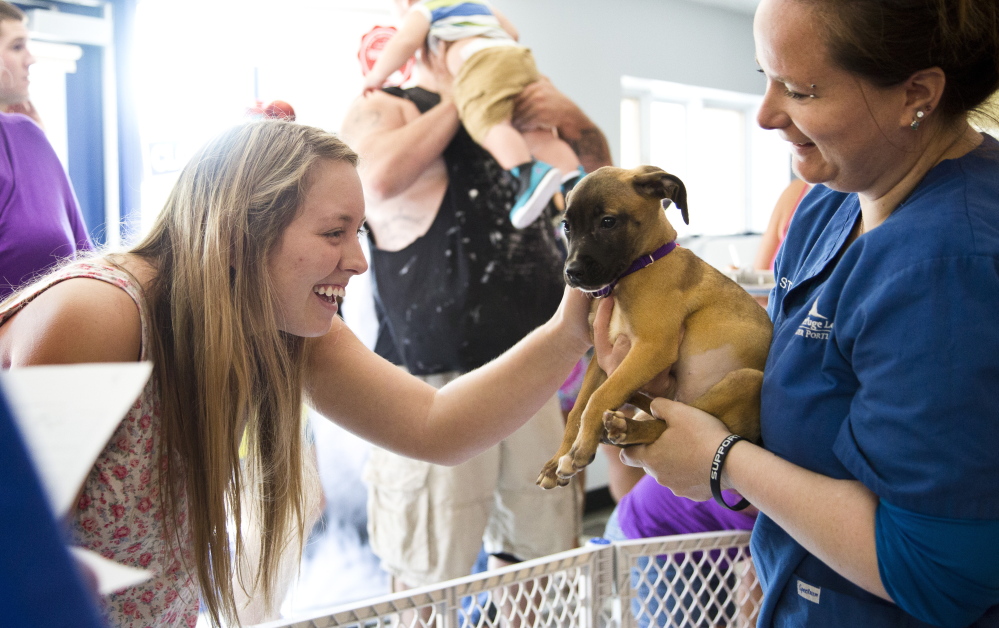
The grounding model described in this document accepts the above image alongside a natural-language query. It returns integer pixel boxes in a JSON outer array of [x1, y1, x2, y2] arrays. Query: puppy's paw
[[555, 453, 579, 480], [537, 459, 568, 489], [602, 410, 667, 446], [602, 410, 630, 444], [557, 446, 597, 480]]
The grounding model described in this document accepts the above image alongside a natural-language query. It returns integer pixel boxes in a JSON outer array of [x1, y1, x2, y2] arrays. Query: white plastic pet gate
[[259, 530, 760, 628]]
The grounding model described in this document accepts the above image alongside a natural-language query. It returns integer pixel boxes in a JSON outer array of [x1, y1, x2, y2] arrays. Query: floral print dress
[[0, 262, 197, 627]]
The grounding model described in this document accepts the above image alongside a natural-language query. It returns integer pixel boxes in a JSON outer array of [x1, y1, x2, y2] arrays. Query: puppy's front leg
[[537, 358, 607, 489], [557, 338, 677, 478], [604, 367, 765, 445]]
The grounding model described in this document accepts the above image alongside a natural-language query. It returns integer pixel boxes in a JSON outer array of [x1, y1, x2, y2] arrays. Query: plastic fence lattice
[[614, 531, 760, 628], [256, 531, 757, 628]]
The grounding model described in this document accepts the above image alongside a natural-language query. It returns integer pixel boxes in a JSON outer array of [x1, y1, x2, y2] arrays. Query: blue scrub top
[[752, 136, 999, 627]]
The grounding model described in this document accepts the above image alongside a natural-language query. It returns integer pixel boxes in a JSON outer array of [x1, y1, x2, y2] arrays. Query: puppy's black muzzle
[[563, 254, 624, 291], [563, 262, 587, 287]]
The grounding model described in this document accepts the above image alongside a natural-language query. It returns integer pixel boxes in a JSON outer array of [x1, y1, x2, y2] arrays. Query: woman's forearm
[[723, 441, 890, 599], [425, 292, 591, 463], [307, 289, 590, 466]]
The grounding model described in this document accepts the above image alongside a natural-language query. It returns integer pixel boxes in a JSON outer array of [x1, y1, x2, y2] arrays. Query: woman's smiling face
[[266, 158, 368, 338], [753, 0, 910, 197]]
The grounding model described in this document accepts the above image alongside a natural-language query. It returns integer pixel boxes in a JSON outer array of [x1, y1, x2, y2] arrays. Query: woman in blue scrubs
[[604, 0, 999, 625]]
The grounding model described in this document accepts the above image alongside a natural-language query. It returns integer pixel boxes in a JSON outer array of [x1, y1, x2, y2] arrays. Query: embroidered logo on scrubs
[[795, 300, 833, 340], [797, 579, 821, 604]]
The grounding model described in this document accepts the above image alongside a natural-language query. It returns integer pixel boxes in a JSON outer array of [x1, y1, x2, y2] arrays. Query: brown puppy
[[537, 165, 773, 490]]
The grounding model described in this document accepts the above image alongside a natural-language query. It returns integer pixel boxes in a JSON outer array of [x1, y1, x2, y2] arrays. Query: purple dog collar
[[589, 241, 677, 298]]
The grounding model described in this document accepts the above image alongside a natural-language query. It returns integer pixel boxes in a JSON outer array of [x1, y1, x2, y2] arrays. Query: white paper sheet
[[1, 363, 156, 592], [1, 362, 153, 517]]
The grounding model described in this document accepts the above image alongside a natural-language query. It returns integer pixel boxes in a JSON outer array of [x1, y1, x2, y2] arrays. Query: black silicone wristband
[[710, 434, 750, 511]]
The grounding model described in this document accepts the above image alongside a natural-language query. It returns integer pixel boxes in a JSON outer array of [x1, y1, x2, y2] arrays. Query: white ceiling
[[687, 0, 761, 14]]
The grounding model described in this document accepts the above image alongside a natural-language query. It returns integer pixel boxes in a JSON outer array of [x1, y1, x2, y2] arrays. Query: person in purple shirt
[[0, 111, 91, 299], [612, 474, 758, 541], [0, 1, 91, 300]]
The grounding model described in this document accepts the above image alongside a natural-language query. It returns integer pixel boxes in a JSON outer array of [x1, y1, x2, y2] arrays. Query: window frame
[[621, 75, 790, 236]]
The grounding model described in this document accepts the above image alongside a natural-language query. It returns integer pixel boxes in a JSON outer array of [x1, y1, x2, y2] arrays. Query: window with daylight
[[620, 77, 791, 239], [131, 0, 394, 238]]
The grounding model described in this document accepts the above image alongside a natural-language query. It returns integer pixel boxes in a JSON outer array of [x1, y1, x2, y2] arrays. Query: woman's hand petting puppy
[[555, 286, 597, 357], [592, 297, 629, 373]]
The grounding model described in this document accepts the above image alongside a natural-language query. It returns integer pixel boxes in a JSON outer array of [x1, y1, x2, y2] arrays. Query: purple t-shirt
[[617, 474, 756, 539], [0, 112, 91, 299]]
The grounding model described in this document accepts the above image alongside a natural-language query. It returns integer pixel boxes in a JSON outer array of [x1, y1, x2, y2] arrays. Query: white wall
[[133, 1, 761, 228], [498, 0, 762, 164]]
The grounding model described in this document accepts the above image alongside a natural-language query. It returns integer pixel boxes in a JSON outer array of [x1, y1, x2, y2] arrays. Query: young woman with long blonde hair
[[0, 120, 592, 627]]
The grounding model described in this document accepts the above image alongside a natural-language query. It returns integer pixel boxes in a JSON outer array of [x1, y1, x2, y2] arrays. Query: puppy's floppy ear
[[663, 174, 689, 226], [632, 167, 689, 225]]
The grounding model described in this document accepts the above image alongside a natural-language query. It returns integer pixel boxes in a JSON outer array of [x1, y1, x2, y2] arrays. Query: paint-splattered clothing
[[369, 86, 565, 374]]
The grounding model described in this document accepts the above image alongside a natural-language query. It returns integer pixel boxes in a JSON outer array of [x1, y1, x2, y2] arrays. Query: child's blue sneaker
[[510, 160, 562, 229]]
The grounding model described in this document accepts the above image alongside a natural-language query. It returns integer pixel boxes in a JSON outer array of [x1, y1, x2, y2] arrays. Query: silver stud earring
[[910, 110, 925, 130]]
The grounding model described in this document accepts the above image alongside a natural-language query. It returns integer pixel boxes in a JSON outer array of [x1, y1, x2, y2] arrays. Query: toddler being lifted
[[363, 0, 584, 228]]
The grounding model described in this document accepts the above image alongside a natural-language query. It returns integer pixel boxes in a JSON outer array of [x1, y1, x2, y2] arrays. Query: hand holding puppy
[[593, 296, 738, 502]]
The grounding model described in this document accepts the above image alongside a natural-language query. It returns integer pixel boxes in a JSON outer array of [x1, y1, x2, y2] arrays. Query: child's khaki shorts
[[453, 45, 541, 146]]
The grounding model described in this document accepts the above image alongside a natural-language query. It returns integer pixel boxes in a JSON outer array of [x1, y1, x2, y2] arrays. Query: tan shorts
[[363, 371, 581, 587], [452, 45, 541, 146]]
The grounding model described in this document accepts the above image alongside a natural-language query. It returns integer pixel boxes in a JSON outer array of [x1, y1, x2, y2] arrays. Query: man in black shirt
[[341, 47, 610, 593]]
